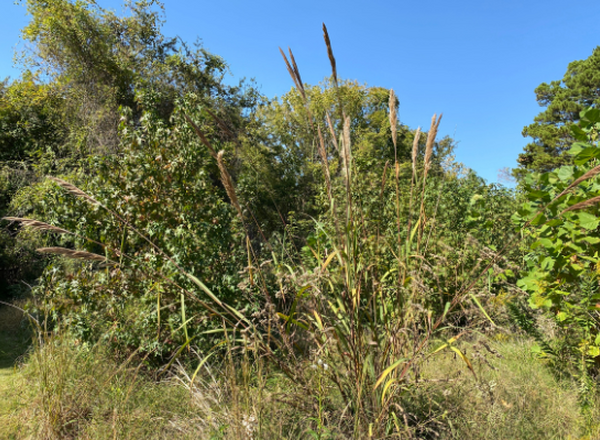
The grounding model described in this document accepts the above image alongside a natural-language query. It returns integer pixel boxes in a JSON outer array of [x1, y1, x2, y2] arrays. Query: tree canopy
[[517, 47, 600, 176]]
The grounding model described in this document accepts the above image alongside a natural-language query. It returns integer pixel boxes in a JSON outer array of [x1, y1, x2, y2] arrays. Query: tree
[[236, 81, 417, 240], [1, 0, 259, 299], [515, 108, 600, 404], [16, 0, 253, 157], [517, 47, 600, 176]]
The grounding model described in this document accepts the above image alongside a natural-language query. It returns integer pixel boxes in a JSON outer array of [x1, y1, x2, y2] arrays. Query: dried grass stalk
[[322, 23, 338, 86], [47, 177, 99, 205], [342, 116, 352, 182], [37, 247, 109, 262], [561, 196, 600, 214], [389, 89, 398, 153], [558, 164, 600, 198], [2, 217, 70, 234], [317, 125, 332, 202], [183, 113, 218, 159], [217, 150, 243, 220], [322, 23, 346, 125], [279, 47, 303, 96], [204, 108, 236, 141], [411, 127, 422, 175], [380, 160, 390, 200], [423, 114, 443, 181], [288, 48, 306, 99], [325, 111, 339, 153], [280, 47, 314, 131]]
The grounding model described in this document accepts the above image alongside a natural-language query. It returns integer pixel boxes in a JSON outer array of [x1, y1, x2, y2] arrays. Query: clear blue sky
[[2, 0, 600, 184]]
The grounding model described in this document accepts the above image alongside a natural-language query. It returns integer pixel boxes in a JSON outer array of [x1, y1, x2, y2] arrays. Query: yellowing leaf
[[374, 358, 407, 391], [321, 250, 338, 272], [450, 346, 476, 379]]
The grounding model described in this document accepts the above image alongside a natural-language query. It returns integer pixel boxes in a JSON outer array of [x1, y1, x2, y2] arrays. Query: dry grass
[[2, 217, 70, 235], [2, 334, 219, 439], [2, 328, 598, 439], [416, 337, 596, 439], [36, 247, 110, 262], [0, 302, 31, 439], [423, 113, 442, 181], [217, 150, 243, 220], [561, 195, 600, 214]]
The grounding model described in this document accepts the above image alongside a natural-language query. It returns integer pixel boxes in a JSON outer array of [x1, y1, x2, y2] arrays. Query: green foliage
[[23, 101, 253, 359], [515, 108, 600, 398], [517, 47, 600, 176], [0, 76, 67, 168], [16, 0, 252, 158], [0, 4, 545, 436], [236, 80, 415, 243], [2, 0, 258, 302]]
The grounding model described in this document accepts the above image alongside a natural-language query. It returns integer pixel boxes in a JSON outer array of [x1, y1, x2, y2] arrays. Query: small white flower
[[317, 359, 323, 366], [310, 364, 317, 369], [323, 363, 329, 371]]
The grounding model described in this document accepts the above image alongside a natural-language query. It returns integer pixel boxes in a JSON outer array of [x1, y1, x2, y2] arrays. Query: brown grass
[[389, 89, 398, 155], [411, 127, 421, 175], [561, 195, 600, 214], [47, 176, 99, 205], [2, 217, 71, 234], [322, 23, 338, 87], [559, 163, 600, 197], [36, 247, 111, 262], [217, 150, 243, 220], [423, 113, 443, 181]]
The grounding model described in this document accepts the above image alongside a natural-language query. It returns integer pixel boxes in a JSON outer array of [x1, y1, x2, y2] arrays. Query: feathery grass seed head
[[47, 176, 99, 205], [389, 89, 398, 152], [3, 217, 70, 234], [37, 247, 109, 262], [217, 150, 243, 219]]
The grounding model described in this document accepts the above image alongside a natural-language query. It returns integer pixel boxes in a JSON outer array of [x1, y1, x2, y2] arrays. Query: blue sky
[[2, 0, 600, 184]]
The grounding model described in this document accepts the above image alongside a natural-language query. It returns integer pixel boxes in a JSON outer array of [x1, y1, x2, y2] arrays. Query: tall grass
[[6, 24, 600, 439], [3, 33, 508, 440]]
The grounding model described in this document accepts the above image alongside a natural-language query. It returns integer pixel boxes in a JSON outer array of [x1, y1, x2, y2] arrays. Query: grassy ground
[[0, 304, 597, 439], [0, 303, 31, 439], [417, 336, 597, 439]]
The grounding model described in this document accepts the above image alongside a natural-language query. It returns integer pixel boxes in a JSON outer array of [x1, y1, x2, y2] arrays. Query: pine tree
[[517, 47, 600, 176]]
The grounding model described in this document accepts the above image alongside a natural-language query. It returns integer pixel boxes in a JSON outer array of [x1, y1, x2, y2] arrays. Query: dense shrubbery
[[514, 108, 600, 408], [5, 0, 600, 438]]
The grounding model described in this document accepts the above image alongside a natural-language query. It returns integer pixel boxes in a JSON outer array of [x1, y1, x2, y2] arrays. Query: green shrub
[[515, 107, 600, 408]]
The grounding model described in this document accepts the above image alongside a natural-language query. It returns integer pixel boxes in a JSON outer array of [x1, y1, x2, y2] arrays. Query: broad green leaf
[[547, 218, 564, 227], [557, 166, 574, 182], [570, 125, 589, 142], [577, 212, 600, 230], [573, 146, 600, 165], [541, 256, 555, 270], [581, 108, 600, 124], [531, 213, 547, 226], [568, 143, 586, 156]]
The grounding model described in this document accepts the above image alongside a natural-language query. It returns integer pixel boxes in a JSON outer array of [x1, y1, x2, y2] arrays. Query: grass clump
[[1, 332, 214, 439], [4, 10, 600, 440], [416, 338, 595, 439]]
